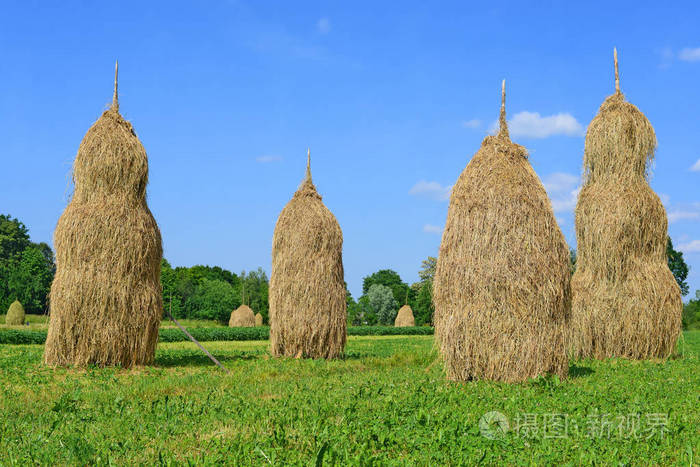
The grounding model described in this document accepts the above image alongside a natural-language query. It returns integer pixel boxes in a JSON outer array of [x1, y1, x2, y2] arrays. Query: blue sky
[[1, 1, 700, 299]]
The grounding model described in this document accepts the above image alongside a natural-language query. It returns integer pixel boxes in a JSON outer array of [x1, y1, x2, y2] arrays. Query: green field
[[0, 333, 698, 465]]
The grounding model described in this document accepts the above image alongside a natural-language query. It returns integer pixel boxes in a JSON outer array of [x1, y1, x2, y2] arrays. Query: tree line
[[1, 213, 696, 328]]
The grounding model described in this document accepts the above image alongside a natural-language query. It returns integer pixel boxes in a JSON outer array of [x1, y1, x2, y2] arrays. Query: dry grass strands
[[255, 312, 263, 326], [229, 305, 255, 327], [571, 50, 681, 359], [269, 149, 346, 359], [433, 81, 571, 382], [44, 62, 163, 367], [394, 305, 415, 327], [6, 300, 25, 325]]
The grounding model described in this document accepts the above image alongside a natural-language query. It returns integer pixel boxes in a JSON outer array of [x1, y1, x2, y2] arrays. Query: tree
[[367, 284, 397, 325], [7, 246, 54, 313], [682, 290, 700, 330], [362, 269, 413, 308], [667, 237, 689, 296], [0, 215, 55, 313], [414, 281, 434, 325], [239, 268, 269, 323], [0, 214, 31, 263], [418, 256, 437, 283], [186, 278, 240, 323], [569, 248, 577, 276]]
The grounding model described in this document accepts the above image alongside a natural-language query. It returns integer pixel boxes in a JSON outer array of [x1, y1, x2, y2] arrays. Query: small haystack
[[229, 304, 255, 327], [6, 300, 25, 325], [44, 62, 163, 367], [255, 312, 263, 326], [394, 305, 415, 327], [571, 50, 681, 359], [269, 149, 346, 358], [433, 81, 571, 382]]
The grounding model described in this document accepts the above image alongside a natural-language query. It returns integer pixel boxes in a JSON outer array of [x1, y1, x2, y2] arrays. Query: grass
[[0, 333, 698, 465], [0, 315, 222, 330]]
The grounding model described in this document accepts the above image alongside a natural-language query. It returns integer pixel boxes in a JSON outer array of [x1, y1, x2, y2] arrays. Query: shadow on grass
[[155, 351, 263, 368], [569, 364, 594, 378]]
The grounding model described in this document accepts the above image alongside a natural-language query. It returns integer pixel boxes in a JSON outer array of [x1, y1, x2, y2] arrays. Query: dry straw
[[269, 149, 346, 358], [571, 49, 681, 359], [6, 300, 25, 326], [229, 304, 255, 327], [394, 305, 415, 327], [255, 312, 263, 326], [433, 81, 571, 382], [44, 62, 163, 367]]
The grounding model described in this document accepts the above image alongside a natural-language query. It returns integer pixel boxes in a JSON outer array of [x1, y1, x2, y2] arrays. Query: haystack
[[571, 50, 681, 359], [269, 149, 346, 359], [6, 300, 25, 325], [229, 304, 255, 327], [255, 312, 263, 326], [394, 305, 415, 327], [44, 62, 163, 367], [432, 81, 571, 382]]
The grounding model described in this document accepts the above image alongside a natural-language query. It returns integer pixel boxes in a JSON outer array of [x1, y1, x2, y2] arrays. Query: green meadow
[[0, 332, 698, 465]]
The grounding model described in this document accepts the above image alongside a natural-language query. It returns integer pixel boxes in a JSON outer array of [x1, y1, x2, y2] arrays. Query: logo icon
[[479, 411, 509, 439]]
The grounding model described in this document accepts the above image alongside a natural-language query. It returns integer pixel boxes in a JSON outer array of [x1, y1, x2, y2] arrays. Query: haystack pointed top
[[112, 60, 119, 112], [304, 147, 313, 184], [614, 48, 620, 93], [498, 79, 509, 139]]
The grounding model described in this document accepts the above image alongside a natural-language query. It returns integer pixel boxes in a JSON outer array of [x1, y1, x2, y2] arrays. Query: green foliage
[[362, 269, 413, 308], [367, 284, 397, 325], [418, 256, 437, 283], [414, 281, 434, 326], [5, 300, 25, 325], [7, 246, 54, 312], [569, 248, 577, 276], [239, 268, 269, 324], [667, 237, 690, 296], [682, 290, 700, 330], [185, 278, 240, 323], [0, 325, 433, 344], [0, 214, 55, 313], [0, 332, 696, 464]]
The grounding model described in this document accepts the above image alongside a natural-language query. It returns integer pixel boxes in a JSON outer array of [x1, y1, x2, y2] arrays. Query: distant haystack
[[269, 150, 346, 359], [394, 305, 415, 327], [433, 81, 571, 382], [571, 50, 681, 359], [229, 305, 255, 327], [44, 62, 163, 367], [255, 312, 263, 326], [6, 300, 25, 326]]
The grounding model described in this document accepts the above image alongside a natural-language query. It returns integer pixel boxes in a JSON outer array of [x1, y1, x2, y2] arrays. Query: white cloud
[[317, 17, 331, 34], [678, 240, 700, 253], [256, 155, 282, 163], [690, 158, 700, 171], [541, 172, 581, 214], [679, 47, 700, 62], [423, 224, 442, 234], [409, 181, 452, 201], [462, 119, 481, 129], [658, 193, 671, 206], [668, 210, 700, 223], [507, 111, 585, 138]]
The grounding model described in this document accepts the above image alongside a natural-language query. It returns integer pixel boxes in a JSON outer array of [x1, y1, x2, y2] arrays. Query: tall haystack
[[6, 300, 25, 325], [269, 149, 346, 359], [255, 312, 263, 326], [433, 81, 571, 382], [571, 50, 681, 359], [394, 305, 415, 327], [44, 62, 163, 367], [229, 304, 255, 327]]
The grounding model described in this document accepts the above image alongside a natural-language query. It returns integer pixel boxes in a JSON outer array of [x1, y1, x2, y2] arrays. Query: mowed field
[[0, 332, 698, 465]]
